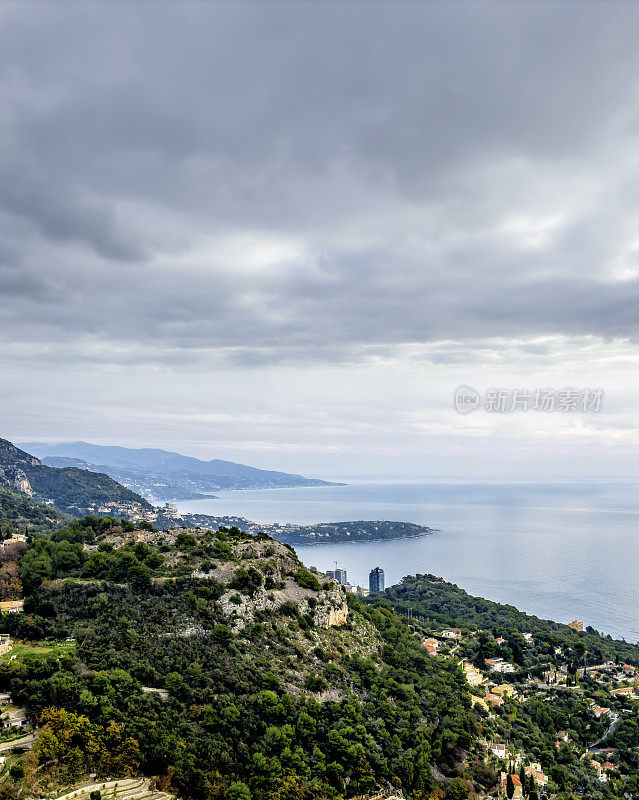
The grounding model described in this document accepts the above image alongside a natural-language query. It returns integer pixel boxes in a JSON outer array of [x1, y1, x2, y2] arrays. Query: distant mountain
[[0, 438, 153, 517], [20, 441, 338, 501], [38, 456, 94, 470], [39, 455, 214, 502]]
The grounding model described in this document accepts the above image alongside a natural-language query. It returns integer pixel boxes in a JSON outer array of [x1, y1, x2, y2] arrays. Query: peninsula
[[153, 509, 436, 545], [264, 519, 437, 545]]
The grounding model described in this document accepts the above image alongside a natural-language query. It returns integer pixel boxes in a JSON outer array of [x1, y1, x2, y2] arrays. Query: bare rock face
[[317, 603, 349, 628], [0, 466, 34, 496], [217, 572, 349, 632]]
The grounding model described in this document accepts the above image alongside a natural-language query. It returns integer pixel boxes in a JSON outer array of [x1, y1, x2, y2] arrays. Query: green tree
[[225, 781, 251, 800], [165, 671, 184, 696], [293, 569, 321, 592], [519, 764, 526, 795], [446, 777, 469, 800], [129, 563, 152, 588], [20, 548, 53, 592], [176, 532, 196, 549]]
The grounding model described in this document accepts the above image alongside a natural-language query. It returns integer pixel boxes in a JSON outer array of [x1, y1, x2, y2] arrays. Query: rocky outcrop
[[317, 602, 349, 628], [0, 466, 34, 496], [85, 524, 351, 633], [217, 578, 349, 632], [161, 529, 350, 632]]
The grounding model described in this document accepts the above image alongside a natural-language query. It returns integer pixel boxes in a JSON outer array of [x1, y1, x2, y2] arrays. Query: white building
[[491, 743, 508, 760]]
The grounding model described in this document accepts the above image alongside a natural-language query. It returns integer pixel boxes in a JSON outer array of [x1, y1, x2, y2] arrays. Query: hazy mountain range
[[19, 441, 337, 501]]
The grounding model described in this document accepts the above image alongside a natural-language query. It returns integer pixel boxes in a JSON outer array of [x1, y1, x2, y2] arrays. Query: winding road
[[587, 713, 620, 753]]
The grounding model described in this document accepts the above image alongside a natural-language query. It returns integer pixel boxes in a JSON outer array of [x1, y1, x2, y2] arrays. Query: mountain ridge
[[12, 515, 476, 800], [20, 440, 338, 500]]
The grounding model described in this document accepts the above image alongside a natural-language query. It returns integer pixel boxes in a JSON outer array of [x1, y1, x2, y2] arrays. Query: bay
[[175, 481, 639, 643]]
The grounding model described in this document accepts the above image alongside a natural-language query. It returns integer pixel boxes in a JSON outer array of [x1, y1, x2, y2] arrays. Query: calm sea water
[[175, 482, 639, 643]]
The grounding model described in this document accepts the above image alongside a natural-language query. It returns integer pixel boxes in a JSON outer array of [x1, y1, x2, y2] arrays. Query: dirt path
[[0, 733, 36, 752]]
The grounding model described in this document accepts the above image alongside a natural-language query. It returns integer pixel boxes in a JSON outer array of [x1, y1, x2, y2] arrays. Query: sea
[[174, 481, 639, 644]]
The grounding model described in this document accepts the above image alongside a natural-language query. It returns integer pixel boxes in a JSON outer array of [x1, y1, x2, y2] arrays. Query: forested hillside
[[0, 438, 153, 517], [381, 574, 639, 666], [0, 510, 636, 800], [0, 486, 67, 535], [2, 517, 481, 800]]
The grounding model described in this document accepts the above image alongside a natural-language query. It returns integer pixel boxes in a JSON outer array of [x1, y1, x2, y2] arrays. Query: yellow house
[[461, 660, 485, 687], [486, 692, 504, 707], [0, 601, 23, 614], [470, 695, 489, 712], [492, 683, 517, 699]]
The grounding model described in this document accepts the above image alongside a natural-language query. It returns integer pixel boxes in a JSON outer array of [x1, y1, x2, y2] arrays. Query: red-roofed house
[[500, 774, 523, 799], [610, 686, 636, 698]]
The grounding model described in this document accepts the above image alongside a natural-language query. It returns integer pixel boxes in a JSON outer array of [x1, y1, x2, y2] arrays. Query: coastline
[[155, 508, 437, 547], [279, 528, 440, 547]]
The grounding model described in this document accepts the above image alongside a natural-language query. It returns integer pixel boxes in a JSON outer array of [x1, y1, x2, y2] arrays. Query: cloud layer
[[1, 1, 638, 473]]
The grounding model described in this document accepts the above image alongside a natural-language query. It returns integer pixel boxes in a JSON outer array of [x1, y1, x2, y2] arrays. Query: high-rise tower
[[369, 566, 385, 594]]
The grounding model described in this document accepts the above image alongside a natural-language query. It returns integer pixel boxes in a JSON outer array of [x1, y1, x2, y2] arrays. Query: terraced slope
[[51, 777, 176, 800]]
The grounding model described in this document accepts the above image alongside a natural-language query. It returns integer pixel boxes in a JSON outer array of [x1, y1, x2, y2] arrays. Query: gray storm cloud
[[0, 0, 637, 366], [0, 0, 638, 475]]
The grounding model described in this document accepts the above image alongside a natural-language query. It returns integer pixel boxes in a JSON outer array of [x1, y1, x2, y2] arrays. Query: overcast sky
[[1, 1, 638, 478]]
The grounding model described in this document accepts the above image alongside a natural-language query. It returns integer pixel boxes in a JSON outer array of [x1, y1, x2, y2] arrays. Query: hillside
[[264, 520, 436, 545], [375, 575, 639, 798], [0, 486, 67, 535], [4, 518, 479, 800], [0, 438, 153, 517], [0, 512, 636, 799], [379, 573, 639, 664], [20, 441, 338, 500], [41, 456, 215, 502]]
